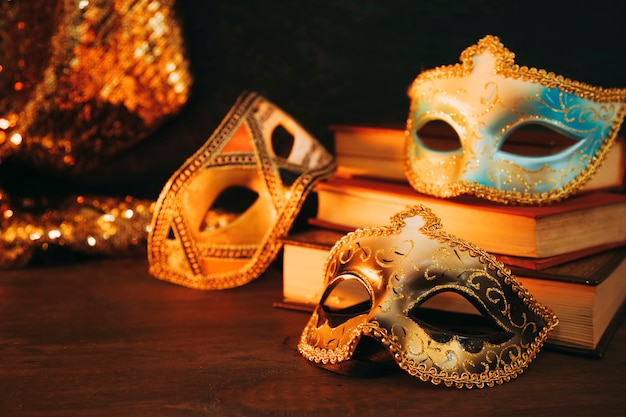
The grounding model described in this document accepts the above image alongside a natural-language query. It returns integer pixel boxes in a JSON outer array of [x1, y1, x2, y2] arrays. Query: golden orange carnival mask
[[148, 92, 336, 289], [405, 35, 626, 204], [298, 205, 558, 388]]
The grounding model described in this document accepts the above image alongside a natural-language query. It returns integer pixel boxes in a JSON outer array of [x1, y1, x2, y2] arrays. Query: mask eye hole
[[200, 186, 259, 232], [501, 123, 578, 156], [320, 275, 372, 327], [416, 120, 461, 151], [408, 291, 514, 352], [271, 123, 295, 159]]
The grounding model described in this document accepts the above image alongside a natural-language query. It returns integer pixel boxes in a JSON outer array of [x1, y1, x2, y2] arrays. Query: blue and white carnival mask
[[405, 35, 626, 204]]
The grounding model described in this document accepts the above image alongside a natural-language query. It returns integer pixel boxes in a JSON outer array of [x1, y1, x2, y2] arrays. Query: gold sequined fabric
[[0, 191, 154, 268], [0, 0, 192, 174]]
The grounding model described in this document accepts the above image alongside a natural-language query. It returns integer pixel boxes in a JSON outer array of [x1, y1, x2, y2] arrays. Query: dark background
[[3, 0, 626, 200]]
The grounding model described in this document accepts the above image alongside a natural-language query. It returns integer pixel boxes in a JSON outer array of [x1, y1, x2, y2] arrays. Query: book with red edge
[[309, 217, 626, 271], [312, 175, 626, 260]]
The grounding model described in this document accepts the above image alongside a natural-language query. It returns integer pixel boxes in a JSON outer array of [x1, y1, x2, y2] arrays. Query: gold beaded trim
[[298, 205, 558, 388], [405, 35, 626, 205]]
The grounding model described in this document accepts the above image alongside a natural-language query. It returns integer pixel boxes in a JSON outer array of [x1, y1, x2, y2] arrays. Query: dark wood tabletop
[[1, 257, 625, 417]]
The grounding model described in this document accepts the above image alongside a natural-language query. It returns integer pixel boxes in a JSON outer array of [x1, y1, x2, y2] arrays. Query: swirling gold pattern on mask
[[299, 205, 558, 388]]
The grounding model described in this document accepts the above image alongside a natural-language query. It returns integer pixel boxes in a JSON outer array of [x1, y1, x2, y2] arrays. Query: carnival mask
[[148, 92, 336, 289], [405, 35, 626, 204], [298, 205, 558, 388]]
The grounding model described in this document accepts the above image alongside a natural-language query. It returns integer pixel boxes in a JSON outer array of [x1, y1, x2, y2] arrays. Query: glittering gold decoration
[[0, 0, 192, 174], [299, 205, 558, 388], [148, 92, 336, 290], [405, 35, 626, 205], [0, 190, 154, 268]]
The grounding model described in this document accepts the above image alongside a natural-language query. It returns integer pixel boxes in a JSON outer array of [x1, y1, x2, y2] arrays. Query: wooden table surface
[[1, 257, 625, 417]]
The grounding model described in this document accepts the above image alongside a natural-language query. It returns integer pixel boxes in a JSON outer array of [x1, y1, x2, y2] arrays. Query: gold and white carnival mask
[[405, 35, 626, 204], [148, 92, 336, 289], [299, 205, 558, 388]]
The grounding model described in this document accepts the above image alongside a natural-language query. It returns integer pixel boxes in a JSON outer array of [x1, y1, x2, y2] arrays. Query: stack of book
[[278, 124, 626, 357]]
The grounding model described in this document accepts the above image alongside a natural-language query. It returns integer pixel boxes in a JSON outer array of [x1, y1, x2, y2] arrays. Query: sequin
[[0, 194, 154, 268], [0, 0, 192, 174], [0, 0, 191, 265]]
